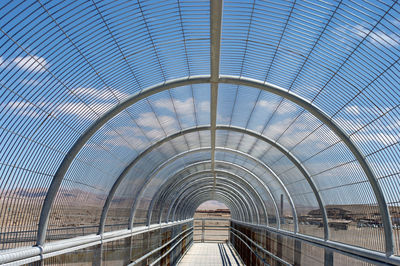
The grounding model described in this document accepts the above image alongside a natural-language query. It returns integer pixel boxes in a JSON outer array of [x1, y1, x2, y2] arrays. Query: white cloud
[[345, 105, 361, 116], [354, 25, 399, 48], [6, 99, 116, 120], [354, 131, 400, 146], [55, 101, 116, 120], [258, 99, 299, 115], [21, 79, 41, 86], [71, 87, 129, 101], [5, 100, 44, 118], [14, 55, 49, 72], [136, 112, 174, 129], [155, 97, 210, 115]]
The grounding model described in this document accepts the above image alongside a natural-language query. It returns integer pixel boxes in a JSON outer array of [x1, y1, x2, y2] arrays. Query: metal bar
[[186, 194, 240, 222], [128, 227, 193, 266], [168, 176, 263, 223], [156, 166, 270, 224], [169, 185, 254, 223], [170, 181, 255, 222], [230, 227, 291, 266], [172, 172, 266, 223], [140, 146, 295, 229], [181, 193, 238, 222], [210, 0, 223, 199], [167, 177, 260, 222], [1, 219, 192, 265], [231, 220, 400, 266], [36, 76, 210, 245], [38, 75, 390, 251], [181, 191, 245, 223], [219, 75, 393, 252], [145, 157, 279, 227], [182, 190, 246, 220], [148, 230, 193, 266], [98, 127, 208, 234]]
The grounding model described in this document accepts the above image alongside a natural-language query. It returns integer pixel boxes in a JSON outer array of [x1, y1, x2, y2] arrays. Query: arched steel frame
[[182, 187, 251, 222], [181, 190, 244, 221], [36, 76, 393, 254], [100, 126, 311, 234], [145, 161, 276, 228], [165, 174, 266, 224], [168, 177, 265, 224], [186, 191, 243, 221], [127, 141, 297, 229], [97, 127, 295, 234], [182, 190, 247, 221], [167, 181, 258, 223], [126, 146, 294, 229], [157, 164, 275, 225]]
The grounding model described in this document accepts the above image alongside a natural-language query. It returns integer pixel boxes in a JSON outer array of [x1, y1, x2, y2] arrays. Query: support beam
[[159, 164, 274, 225], [169, 182, 257, 224], [164, 174, 268, 223], [36, 76, 210, 245], [171, 177, 261, 223], [210, 0, 223, 198], [98, 127, 207, 234], [39, 75, 392, 253], [181, 189, 246, 221], [145, 161, 277, 227], [132, 146, 297, 230], [147, 166, 266, 225], [179, 188, 250, 222], [186, 191, 242, 221]]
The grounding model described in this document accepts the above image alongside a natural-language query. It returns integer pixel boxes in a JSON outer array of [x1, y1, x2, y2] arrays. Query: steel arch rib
[[170, 184, 251, 222], [132, 146, 296, 230], [170, 177, 258, 222], [102, 128, 302, 233], [160, 165, 274, 226], [185, 191, 243, 221], [168, 182, 258, 224], [182, 190, 246, 222], [177, 188, 251, 222], [168, 177, 263, 224], [178, 189, 246, 222], [145, 160, 275, 228], [145, 165, 269, 226], [37, 75, 392, 254], [165, 173, 267, 224]]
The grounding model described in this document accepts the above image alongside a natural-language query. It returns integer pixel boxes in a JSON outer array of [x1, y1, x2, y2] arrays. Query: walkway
[[178, 243, 243, 266]]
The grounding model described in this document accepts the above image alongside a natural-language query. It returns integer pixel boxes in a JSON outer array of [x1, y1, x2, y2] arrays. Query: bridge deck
[[178, 242, 243, 266]]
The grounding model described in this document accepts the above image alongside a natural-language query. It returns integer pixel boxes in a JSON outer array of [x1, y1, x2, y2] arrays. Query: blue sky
[[0, 0, 399, 236]]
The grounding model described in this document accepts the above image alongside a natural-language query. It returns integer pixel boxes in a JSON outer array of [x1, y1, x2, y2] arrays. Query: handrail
[[230, 227, 291, 266], [128, 227, 193, 265], [231, 220, 400, 266], [0, 219, 193, 265]]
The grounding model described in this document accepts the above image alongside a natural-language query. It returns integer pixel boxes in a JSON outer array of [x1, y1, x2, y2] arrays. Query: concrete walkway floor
[[178, 242, 243, 266]]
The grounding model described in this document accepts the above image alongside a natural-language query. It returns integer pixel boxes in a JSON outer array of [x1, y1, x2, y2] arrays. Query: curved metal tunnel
[[0, 0, 400, 265]]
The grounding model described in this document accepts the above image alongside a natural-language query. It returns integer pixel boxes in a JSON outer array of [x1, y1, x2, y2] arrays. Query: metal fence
[[193, 218, 230, 243]]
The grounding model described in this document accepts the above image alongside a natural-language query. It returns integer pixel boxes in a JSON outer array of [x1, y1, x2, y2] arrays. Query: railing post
[[324, 249, 334, 266], [294, 239, 301, 266], [201, 219, 205, 243], [92, 243, 102, 266]]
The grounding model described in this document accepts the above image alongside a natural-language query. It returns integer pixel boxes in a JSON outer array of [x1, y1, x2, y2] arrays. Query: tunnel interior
[[0, 0, 399, 265]]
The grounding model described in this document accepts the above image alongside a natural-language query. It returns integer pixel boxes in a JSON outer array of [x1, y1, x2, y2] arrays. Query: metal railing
[[0, 219, 192, 265], [193, 218, 230, 243], [230, 220, 400, 266]]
